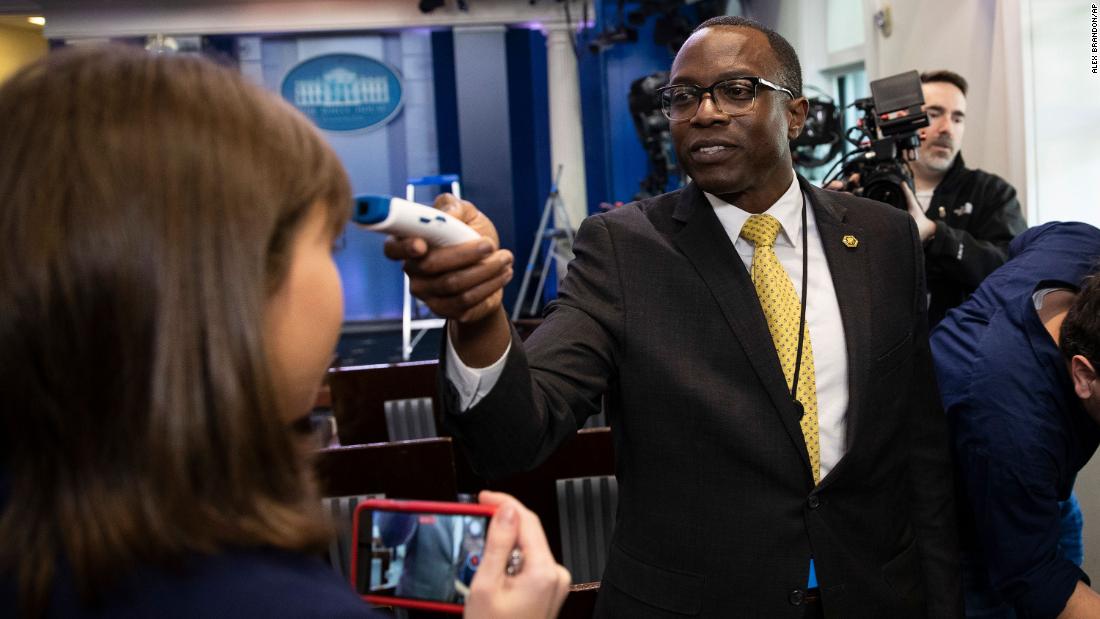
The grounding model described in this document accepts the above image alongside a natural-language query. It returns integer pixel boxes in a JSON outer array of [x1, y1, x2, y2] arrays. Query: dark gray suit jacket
[[377, 512, 459, 602], [443, 178, 962, 618]]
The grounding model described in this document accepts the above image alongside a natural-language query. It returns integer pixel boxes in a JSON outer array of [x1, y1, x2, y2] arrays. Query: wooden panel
[[469, 428, 616, 564], [316, 438, 457, 501], [328, 360, 441, 446]]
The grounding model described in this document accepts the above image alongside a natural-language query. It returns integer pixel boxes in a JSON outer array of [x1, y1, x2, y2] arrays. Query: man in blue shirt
[[931, 221, 1100, 618]]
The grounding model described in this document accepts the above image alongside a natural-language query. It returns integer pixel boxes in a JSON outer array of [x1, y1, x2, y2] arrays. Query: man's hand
[[901, 181, 936, 242], [383, 194, 514, 325], [824, 172, 859, 193], [828, 175, 936, 243], [383, 194, 513, 367]]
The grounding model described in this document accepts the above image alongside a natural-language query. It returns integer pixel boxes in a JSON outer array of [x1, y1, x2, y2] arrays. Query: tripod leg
[[550, 195, 575, 281], [514, 166, 570, 319], [513, 191, 558, 320], [408, 328, 430, 356], [512, 258, 537, 322], [402, 274, 413, 361], [530, 250, 554, 317]]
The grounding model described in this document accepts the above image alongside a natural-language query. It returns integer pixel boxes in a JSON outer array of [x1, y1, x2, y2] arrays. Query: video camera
[[628, 71, 678, 200], [791, 91, 842, 168], [826, 70, 929, 209]]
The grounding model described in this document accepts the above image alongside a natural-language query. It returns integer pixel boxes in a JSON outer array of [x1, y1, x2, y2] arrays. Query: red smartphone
[[351, 499, 498, 614]]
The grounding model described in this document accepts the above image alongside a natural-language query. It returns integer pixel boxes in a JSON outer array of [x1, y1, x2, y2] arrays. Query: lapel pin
[[842, 235, 859, 249]]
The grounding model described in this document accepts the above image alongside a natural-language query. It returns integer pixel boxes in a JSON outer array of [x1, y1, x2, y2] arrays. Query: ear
[[1070, 355, 1097, 401], [787, 96, 809, 140]]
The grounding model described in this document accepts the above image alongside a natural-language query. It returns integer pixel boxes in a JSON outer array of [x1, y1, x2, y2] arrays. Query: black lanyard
[[790, 196, 809, 406]]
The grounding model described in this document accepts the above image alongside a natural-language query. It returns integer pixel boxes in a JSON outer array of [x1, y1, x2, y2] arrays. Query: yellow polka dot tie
[[740, 214, 821, 484]]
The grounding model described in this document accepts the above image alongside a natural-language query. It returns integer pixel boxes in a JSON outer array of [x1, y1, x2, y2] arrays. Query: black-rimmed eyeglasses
[[656, 76, 795, 121]]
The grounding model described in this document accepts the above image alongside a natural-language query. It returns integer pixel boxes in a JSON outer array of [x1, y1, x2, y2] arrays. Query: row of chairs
[[317, 360, 617, 617], [325, 360, 608, 445]]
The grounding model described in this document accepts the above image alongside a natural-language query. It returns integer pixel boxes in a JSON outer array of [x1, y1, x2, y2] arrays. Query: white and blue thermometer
[[353, 195, 481, 247]]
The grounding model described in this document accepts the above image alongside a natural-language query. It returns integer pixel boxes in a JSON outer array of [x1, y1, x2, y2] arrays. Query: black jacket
[[444, 179, 962, 618], [922, 154, 1027, 324]]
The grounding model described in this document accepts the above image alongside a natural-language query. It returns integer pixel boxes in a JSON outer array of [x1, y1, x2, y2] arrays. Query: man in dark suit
[[385, 16, 961, 618], [377, 511, 463, 603]]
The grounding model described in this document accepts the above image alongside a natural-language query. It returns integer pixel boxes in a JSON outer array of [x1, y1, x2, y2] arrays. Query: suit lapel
[[671, 184, 813, 480], [800, 180, 872, 488]]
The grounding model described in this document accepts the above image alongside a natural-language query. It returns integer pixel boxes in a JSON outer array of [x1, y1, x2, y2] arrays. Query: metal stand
[[512, 165, 575, 320], [402, 174, 461, 360]]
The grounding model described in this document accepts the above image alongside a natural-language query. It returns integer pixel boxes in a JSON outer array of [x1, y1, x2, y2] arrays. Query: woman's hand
[[464, 491, 571, 619]]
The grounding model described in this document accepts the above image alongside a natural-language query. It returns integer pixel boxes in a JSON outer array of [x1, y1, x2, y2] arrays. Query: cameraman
[[908, 70, 1027, 324], [832, 70, 1028, 324]]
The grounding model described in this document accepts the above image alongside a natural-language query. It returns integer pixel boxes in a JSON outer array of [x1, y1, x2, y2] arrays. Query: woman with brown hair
[[0, 46, 568, 617]]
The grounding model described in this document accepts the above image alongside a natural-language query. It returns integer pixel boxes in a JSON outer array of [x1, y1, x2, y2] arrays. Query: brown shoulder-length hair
[[0, 45, 352, 614]]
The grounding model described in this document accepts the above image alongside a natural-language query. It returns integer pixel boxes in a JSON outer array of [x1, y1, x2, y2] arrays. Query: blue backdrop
[[239, 10, 681, 323]]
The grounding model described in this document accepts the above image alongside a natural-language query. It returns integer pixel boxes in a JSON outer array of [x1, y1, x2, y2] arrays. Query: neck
[[718, 168, 794, 214], [1039, 290, 1077, 343], [911, 160, 946, 193]]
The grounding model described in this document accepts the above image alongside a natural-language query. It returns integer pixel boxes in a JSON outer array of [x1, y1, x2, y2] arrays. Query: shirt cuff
[[444, 329, 511, 411]]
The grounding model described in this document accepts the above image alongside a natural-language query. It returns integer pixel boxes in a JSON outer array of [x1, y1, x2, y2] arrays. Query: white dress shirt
[[446, 173, 850, 478], [445, 331, 511, 411], [705, 175, 849, 478]]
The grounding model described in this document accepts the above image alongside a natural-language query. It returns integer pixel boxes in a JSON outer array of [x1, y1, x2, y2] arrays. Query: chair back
[[476, 428, 615, 564], [316, 438, 457, 500], [322, 492, 381, 584], [556, 475, 618, 583], [384, 397, 438, 441], [328, 361, 440, 445]]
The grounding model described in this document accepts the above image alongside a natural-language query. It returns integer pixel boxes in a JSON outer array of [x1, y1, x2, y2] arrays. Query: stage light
[[587, 26, 637, 54], [28, 16, 46, 26]]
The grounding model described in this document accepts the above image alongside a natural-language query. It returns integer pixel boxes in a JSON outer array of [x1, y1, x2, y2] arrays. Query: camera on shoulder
[[826, 70, 929, 209]]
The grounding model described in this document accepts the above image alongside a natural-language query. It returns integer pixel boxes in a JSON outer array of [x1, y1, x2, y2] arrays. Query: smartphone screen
[[353, 501, 494, 612]]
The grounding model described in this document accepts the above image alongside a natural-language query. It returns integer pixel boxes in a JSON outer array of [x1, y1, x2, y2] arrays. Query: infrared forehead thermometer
[[353, 195, 480, 247]]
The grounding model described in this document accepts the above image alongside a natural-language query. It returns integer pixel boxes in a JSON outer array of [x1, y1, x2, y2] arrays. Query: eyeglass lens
[[661, 78, 757, 120]]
